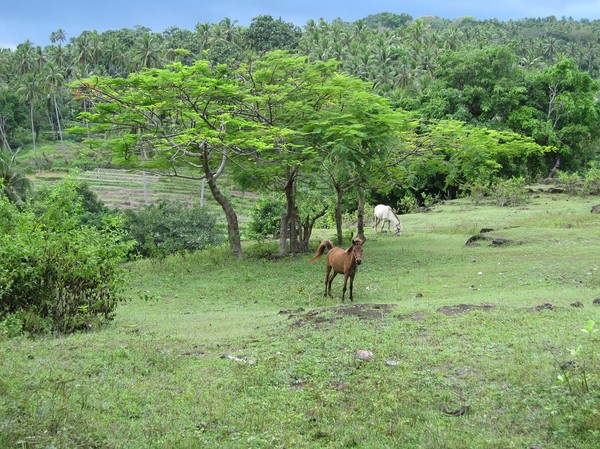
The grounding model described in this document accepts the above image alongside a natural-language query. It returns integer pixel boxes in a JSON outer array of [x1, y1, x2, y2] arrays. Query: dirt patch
[[530, 302, 558, 312], [286, 303, 395, 327], [436, 303, 496, 316], [465, 234, 515, 247], [465, 227, 520, 247]]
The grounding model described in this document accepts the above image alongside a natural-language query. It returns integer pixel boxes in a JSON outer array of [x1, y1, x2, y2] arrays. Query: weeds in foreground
[[550, 320, 600, 437]]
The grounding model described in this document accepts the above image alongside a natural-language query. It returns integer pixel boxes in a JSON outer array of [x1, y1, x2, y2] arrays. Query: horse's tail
[[309, 240, 333, 262]]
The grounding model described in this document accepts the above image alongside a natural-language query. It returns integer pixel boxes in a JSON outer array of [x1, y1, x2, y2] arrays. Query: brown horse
[[310, 239, 364, 303]]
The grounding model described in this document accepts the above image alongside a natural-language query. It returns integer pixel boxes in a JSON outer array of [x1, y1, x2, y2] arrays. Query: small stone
[[355, 350, 374, 361]]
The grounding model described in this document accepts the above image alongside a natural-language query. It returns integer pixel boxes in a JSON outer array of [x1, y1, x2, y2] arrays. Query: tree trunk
[[335, 184, 344, 245], [202, 145, 242, 259], [356, 187, 366, 241], [53, 95, 64, 144], [278, 211, 289, 255], [0, 118, 11, 151], [299, 206, 328, 252], [30, 102, 37, 171], [548, 153, 561, 179], [279, 166, 300, 256]]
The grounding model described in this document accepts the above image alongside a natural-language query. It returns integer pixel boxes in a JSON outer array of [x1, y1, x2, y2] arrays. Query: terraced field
[[32, 169, 260, 223]]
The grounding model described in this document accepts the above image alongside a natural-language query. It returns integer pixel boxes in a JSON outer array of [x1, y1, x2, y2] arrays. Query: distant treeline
[[1, 12, 599, 174]]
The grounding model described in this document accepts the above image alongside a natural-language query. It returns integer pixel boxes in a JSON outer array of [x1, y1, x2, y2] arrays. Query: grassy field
[[2, 191, 600, 448]]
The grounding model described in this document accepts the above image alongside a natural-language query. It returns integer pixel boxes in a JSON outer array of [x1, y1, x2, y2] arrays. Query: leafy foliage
[[246, 197, 284, 241], [123, 200, 225, 258], [584, 163, 600, 195], [244, 15, 302, 53], [551, 320, 600, 436], [0, 179, 133, 335], [402, 119, 551, 200], [0, 148, 32, 206]]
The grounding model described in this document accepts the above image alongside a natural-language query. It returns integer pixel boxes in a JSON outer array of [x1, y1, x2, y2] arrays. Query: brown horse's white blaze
[[310, 239, 364, 303]]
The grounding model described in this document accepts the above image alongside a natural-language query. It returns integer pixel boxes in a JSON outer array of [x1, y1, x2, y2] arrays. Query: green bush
[[584, 163, 600, 195], [491, 176, 528, 207], [0, 179, 133, 335], [246, 197, 284, 241], [557, 170, 584, 196], [123, 200, 225, 258]]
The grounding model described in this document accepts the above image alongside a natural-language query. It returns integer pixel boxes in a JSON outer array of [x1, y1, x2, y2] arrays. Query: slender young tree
[[44, 63, 65, 143], [16, 74, 43, 170]]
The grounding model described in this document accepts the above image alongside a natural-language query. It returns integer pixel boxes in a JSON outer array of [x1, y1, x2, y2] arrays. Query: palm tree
[[47, 44, 70, 72], [104, 38, 127, 76], [133, 33, 163, 70], [219, 17, 239, 45], [16, 74, 44, 170], [0, 49, 11, 83], [0, 148, 33, 206], [44, 63, 65, 143], [13, 41, 37, 75], [88, 31, 103, 72], [543, 36, 560, 61], [49, 29, 67, 45], [194, 22, 212, 52], [73, 33, 93, 75]]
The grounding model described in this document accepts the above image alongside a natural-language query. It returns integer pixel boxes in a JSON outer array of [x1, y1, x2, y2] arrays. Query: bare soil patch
[[284, 303, 396, 327], [436, 303, 496, 316]]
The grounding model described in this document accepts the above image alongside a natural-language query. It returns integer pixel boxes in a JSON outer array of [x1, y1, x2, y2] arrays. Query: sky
[[2, 0, 600, 49]]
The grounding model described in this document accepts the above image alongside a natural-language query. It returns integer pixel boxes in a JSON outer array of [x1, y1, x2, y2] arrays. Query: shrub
[[556, 170, 584, 196], [246, 197, 284, 241], [123, 200, 225, 258], [462, 181, 491, 205], [491, 176, 528, 207], [584, 163, 600, 195], [0, 179, 133, 334], [398, 194, 419, 214]]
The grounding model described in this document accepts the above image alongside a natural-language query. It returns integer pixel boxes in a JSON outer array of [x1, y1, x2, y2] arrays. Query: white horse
[[374, 204, 403, 235]]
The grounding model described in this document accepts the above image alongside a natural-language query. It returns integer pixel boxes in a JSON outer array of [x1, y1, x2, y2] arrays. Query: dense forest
[[1, 12, 600, 216]]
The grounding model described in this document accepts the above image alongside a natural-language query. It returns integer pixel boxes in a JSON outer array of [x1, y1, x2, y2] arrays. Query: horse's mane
[[346, 238, 363, 252]]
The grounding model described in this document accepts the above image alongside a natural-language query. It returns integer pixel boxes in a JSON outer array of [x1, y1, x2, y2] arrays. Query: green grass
[[2, 192, 600, 448]]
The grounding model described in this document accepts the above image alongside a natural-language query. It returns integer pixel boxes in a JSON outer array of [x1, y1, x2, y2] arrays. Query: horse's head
[[351, 238, 363, 265]]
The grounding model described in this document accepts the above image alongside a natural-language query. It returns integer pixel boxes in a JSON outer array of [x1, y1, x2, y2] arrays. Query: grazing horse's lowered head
[[310, 238, 364, 303]]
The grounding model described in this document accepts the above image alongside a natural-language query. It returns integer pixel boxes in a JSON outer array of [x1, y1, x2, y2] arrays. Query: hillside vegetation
[[2, 10, 600, 447], [1, 191, 600, 448]]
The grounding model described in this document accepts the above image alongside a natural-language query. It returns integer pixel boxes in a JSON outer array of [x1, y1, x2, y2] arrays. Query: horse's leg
[[324, 265, 332, 297], [341, 273, 349, 303], [374, 217, 379, 233], [348, 274, 354, 302], [327, 272, 338, 297]]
